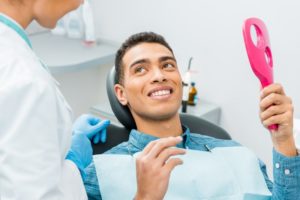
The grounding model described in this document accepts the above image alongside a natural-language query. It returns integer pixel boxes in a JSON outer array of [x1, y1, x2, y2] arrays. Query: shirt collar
[[128, 125, 191, 151]]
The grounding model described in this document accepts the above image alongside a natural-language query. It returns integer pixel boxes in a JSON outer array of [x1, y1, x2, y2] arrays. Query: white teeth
[[151, 90, 171, 97]]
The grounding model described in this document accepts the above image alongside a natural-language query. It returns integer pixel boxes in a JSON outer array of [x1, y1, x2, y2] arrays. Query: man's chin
[[130, 103, 181, 122], [143, 110, 179, 122]]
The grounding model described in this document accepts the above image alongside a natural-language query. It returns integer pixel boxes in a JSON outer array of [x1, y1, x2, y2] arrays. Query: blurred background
[[27, 0, 300, 177]]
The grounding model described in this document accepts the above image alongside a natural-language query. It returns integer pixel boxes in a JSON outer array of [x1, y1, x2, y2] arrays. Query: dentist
[[0, 0, 109, 199]]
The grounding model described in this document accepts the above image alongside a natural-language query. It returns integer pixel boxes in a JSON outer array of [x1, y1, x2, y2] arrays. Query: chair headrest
[[106, 67, 136, 130]]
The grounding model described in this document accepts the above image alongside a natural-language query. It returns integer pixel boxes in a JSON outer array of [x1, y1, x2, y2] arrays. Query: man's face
[[115, 42, 183, 121]]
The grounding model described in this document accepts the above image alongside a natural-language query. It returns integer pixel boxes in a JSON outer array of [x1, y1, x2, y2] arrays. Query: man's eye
[[163, 63, 174, 69], [135, 66, 146, 73]]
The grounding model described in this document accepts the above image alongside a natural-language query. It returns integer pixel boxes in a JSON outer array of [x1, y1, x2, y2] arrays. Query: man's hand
[[134, 136, 186, 200], [260, 83, 296, 156]]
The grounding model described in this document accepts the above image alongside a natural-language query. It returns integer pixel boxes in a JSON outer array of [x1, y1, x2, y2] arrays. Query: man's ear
[[114, 84, 128, 106]]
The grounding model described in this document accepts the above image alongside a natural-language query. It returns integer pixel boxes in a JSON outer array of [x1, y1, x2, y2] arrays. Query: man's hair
[[115, 32, 174, 84]]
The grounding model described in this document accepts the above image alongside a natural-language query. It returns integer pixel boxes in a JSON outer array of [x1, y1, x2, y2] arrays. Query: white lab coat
[[0, 18, 87, 199]]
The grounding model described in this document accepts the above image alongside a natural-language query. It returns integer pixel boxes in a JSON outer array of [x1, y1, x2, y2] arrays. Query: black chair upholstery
[[92, 67, 231, 154], [92, 125, 130, 155], [106, 66, 136, 130]]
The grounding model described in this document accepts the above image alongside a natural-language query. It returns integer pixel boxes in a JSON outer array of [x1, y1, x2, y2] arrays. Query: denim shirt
[[84, 126, 300, 200]]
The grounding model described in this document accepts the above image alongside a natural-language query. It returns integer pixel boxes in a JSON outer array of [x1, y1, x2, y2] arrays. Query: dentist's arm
[[134, 137, 186, 200], [0, 74, 90, 200]]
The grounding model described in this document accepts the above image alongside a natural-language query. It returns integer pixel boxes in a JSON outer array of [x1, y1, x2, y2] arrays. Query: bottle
[[82, 0, 96, 45], [188, 82, 197, 105], [182, 82, 188, 113], [66, 8, 84, 39]]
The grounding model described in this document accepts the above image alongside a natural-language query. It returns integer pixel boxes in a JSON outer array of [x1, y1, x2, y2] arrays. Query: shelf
[[182, 101, 221, 125], [30, 32, 118, 74]]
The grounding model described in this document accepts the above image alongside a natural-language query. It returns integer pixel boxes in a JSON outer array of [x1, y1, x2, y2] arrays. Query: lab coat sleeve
[[0, 59, 86, 199]]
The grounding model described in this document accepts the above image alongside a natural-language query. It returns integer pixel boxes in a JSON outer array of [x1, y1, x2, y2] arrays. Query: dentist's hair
[[115, 32, 174, 85]]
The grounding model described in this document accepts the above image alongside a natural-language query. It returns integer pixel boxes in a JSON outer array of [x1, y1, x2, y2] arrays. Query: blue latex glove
[[66, 134, 92, 180], [72, 114, 110, 143], [66, 114, 110, 179]]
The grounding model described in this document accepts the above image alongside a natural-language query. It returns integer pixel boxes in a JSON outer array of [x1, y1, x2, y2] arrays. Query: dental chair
[[92, 67, 231, 154]]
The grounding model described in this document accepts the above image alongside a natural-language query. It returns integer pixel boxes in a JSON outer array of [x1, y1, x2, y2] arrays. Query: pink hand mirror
[[243, 18, 278, 130]]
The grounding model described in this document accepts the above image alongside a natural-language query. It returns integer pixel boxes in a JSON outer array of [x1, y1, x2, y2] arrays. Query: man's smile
[[147, 86, 174, 100]]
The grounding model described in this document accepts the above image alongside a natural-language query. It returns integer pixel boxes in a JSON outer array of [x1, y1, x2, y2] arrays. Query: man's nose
[[151, 68, 167, 83]]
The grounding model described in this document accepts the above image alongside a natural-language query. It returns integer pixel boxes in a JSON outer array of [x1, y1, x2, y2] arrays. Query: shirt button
[[284, 169, 291, 175], [275, 163, 280, 169]]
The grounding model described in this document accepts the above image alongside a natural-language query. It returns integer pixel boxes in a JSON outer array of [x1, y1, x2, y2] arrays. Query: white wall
[[53, 63, 113, 118], [91, 0, 300, 174]]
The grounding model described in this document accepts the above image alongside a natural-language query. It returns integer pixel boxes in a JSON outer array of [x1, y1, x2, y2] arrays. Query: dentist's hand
[[134, 136, 186, 200], [259, 83, 296, 156], [66, 114, 110, 180], [72, 114, 110, 143], [66, 134, 92, 180]]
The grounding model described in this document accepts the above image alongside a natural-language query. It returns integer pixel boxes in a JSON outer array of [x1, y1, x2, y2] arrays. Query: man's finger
[[260, 93, 287, 111], [260, 104, 289, 121], [262, 111, 292, 128], [260, 83, 285, 100], [142, 140, 159, 156], [157, 147, 186, 166], [147, 137, 183, 159], [163, 158, 183, 173]]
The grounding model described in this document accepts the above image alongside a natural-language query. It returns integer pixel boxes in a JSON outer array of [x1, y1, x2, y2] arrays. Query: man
[[84, 32, 300, 200]]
